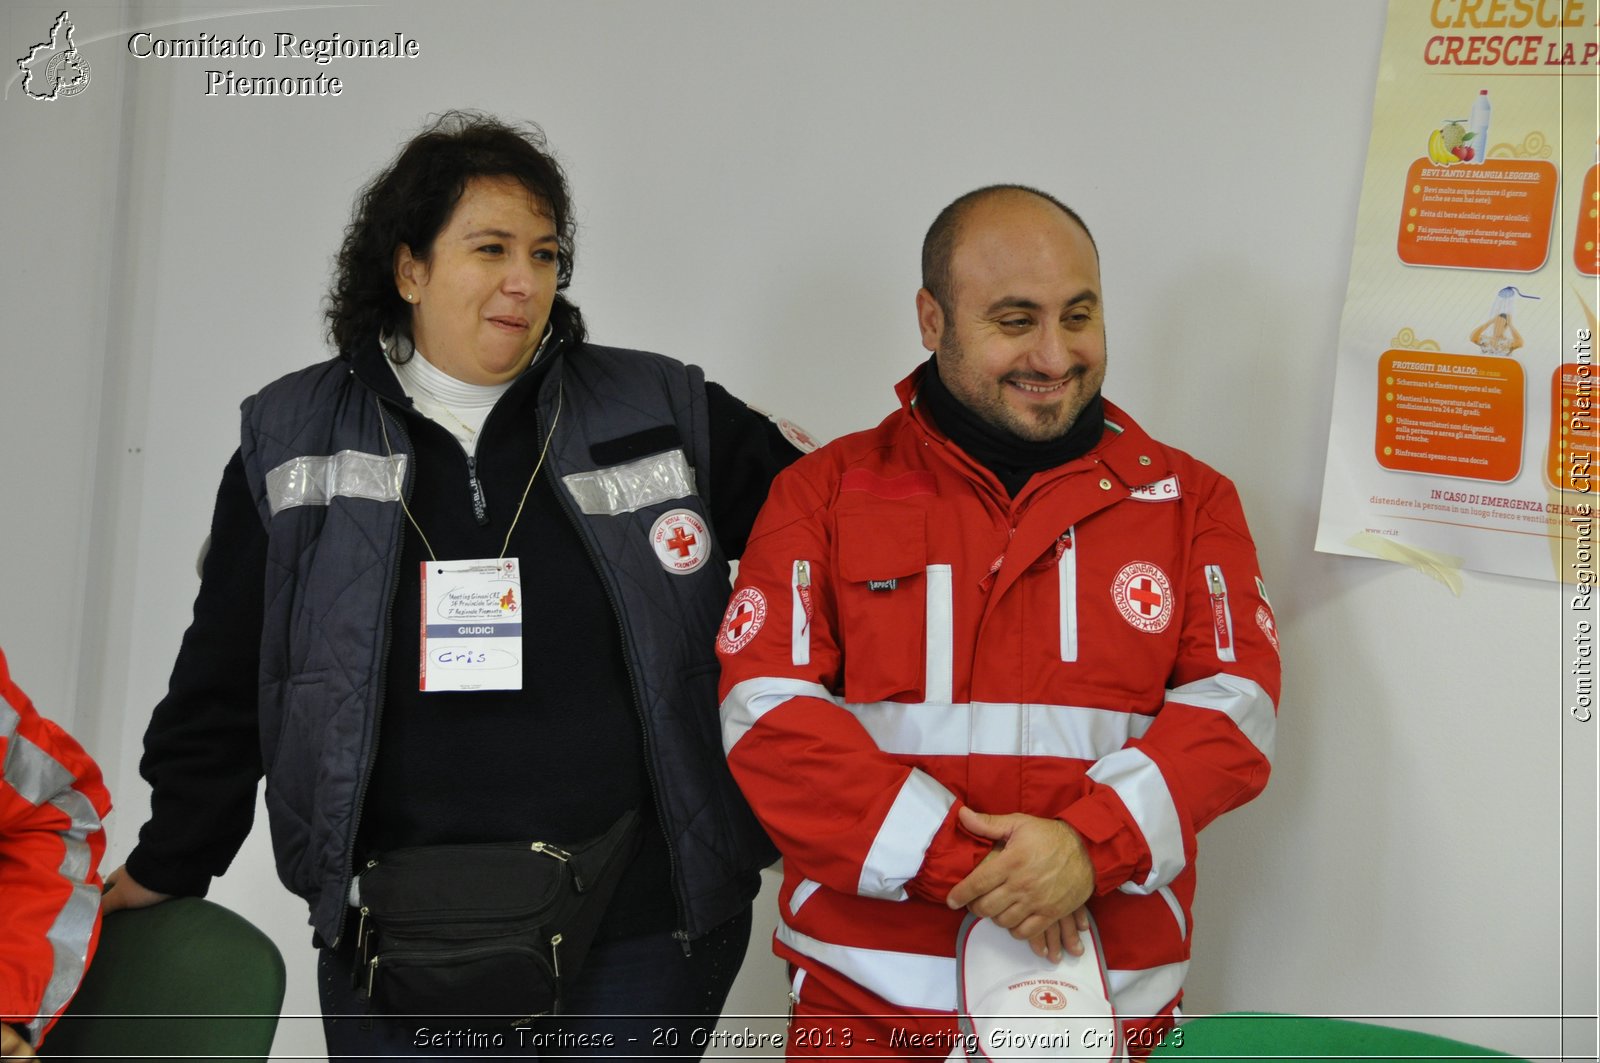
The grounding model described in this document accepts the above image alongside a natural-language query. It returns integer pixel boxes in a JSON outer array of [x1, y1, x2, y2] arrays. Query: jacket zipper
[[338, 367, 535, 946], [1205, 564, 1235, 663], [540, 399, 695, 955], [465, 454, 489, 526], [791, 560, 812, 667], [335, 398, 412, 949]]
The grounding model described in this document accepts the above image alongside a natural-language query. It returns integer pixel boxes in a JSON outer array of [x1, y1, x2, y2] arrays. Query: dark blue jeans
[[319, 907, 754, 1060]]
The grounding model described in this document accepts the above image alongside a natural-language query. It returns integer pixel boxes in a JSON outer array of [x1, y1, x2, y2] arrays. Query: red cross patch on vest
[[650, 509, 711, 575]]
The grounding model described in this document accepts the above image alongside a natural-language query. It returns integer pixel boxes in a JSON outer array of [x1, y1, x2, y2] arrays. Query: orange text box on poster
[[1376, 350, 1524, 482], [1549, 365, 1600, 489], [1575, 165, 1599, 277], [1396, 158, 1558, 272]]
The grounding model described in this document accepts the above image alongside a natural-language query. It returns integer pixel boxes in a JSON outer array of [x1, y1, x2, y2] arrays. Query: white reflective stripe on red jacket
[[1, 693, 106, 1045], [777, 917, 1189, 1018], [724, 676, 1272, 765], [723, 680, 1156, 762], [1093, 672, 1276, 895], [721, 676, 839, 753], [925, 565, 954, 703], [1058, 529, 1079, 662], [1166, 673, 1277, 763], [846, 699, 1156, 759], [720, 680, 956, 902], [1088, 747, 1185, 895], [723, 671, 1274, 900], [789, 877, 824, 916], [858, 770, 957, 900]]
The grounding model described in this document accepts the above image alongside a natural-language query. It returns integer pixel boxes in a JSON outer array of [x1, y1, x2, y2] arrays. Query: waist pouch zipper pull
[[350, 905, 373, 987], [532, 840, 585, 890]]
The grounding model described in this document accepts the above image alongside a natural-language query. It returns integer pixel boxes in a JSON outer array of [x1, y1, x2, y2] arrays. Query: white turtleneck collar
[[382, 333, 516, 454]]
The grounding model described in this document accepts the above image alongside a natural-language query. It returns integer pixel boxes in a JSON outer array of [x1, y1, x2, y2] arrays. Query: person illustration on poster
[[1471, 314, 1523, 357], [1470, 286, 1537, 357]]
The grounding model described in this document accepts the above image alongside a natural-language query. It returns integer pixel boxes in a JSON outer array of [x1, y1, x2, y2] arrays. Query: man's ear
[[915, 288, 945, 353]]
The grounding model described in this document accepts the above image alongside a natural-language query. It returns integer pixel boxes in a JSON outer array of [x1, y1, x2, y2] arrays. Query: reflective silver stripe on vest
[[561, 449, 697, 517], [775, 919, 1188, 1017], [265, 451, 408, 517], [2, 702, 104, 1043]]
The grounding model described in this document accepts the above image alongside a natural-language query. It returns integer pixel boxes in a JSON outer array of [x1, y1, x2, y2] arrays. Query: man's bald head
[[921, 185, 1097, 318]]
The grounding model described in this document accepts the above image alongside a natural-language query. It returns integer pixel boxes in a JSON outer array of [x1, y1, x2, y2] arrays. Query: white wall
[[2, 1, 1592, 1060]]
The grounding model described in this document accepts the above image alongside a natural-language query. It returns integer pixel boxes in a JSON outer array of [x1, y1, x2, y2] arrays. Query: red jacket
[[0, 647, 111, 1047], [717, 370, 1280, 1044]]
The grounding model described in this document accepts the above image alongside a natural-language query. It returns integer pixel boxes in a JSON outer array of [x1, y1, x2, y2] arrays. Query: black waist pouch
[[354, 810, 641, 1023]]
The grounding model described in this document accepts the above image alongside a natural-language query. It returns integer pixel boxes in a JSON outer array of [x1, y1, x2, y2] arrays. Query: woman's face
[[393, 176, 560, 385]]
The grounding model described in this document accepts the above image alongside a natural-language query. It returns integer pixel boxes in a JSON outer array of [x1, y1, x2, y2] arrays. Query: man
[[716, 186, 1280, 1057], [0, 646, 111, 1058]]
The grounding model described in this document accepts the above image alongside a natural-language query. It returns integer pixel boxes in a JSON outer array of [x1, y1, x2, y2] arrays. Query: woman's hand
[[100, 864, 172, 913]]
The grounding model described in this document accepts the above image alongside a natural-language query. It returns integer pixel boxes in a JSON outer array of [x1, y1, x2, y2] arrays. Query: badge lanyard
[[377, 382, 564, 692]]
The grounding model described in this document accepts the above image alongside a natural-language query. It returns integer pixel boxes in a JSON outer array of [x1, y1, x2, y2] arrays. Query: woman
[[101, 112, 801, 1058]]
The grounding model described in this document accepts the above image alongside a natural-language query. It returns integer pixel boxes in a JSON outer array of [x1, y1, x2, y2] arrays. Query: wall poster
[[1316, 0, 1599, 586]]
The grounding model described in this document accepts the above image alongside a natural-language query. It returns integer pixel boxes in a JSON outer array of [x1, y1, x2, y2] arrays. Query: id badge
[[419, 558, 522, 692]]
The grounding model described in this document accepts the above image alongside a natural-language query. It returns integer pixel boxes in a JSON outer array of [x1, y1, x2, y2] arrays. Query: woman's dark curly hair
[[325, 111, 585, 356]]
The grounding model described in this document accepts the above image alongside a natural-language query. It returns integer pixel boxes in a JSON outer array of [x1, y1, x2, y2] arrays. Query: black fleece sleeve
[[124, 450, 267, 897], [704, 381, 805, 559]]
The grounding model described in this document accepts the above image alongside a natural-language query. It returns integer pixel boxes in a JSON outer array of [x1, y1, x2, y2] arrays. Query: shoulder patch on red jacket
[[717, 587, 768, 654], [1256, 605, 1280, 653]]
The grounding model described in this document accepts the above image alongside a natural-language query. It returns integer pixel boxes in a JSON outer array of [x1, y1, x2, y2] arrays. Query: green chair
[[43, 897, 286, 1063], [1149, 1013, 1526, 1061]]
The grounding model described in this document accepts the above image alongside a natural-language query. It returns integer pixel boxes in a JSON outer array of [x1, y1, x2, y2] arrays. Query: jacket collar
[[894, 362, 1172, 490], [346, 326, 576, 408]]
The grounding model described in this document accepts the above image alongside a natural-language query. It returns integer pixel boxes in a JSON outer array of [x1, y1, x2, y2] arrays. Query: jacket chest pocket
[[835, 511, 947, 704]]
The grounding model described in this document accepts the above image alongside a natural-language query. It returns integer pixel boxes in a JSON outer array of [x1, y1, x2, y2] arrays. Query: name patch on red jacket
[[1112, 562, 1173, 633], [1128, 475, 1180, 502]]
